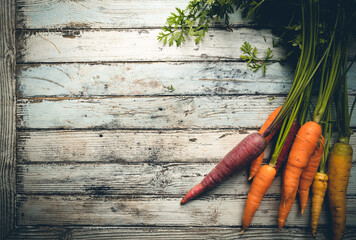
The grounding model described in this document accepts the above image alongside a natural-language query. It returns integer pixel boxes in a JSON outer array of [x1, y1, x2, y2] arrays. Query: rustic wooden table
[[1, 0, 356, 239]]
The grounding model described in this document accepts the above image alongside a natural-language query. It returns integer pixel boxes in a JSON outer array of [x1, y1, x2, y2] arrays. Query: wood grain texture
[[16, 62, 294, 97], [6, 227, 70, 240], [16, 62, 356, 98], [0, 0, 16, 238], [16, 96, 356, 130], [16, 195, 356, 227], [16, 96, 285, 130], [16, 162, 356, 196], [6, 226, 356, 240], [12, 0, 356, 238], [16, 28, 283, 63], [17, 130, 258, 163], [16, 0, 248, 29], [16, 130, 356, 164]]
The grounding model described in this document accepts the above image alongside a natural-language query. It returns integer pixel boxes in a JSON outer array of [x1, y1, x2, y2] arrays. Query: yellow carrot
[[327, 142, 353, 240], [311, 172, 328, 237]]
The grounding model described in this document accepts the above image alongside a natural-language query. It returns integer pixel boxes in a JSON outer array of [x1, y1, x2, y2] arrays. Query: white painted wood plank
[[16, 62, 295, 97], [16, 195, 356, 227], [16, 0, 248, 29], [16, 162, 356, 195], [16, 29, 283, 63], [16, 95, 356, 129], [16, 130, 356, 163], [17, 130, 260, 163], [6, 226, 356, 240], [16, 96, 285, 129]]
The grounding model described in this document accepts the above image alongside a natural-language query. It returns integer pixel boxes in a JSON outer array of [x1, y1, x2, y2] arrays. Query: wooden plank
[[6, 227, 69, 240], [17, 130, 259, 163], [6, 226, 356, 240], [0, 0, 16, 238], [56, 227, 356, 240], [16, 62, 356, 98], [16, 162, 356, 196], [16, 0, 248, 29], [16, 29, 283, 63], [17, 130, 356, 164], [16, 95, 356, 130], [16, 96, 286, 130], [16, 195, 356, 227], [16, 62, 295, 97]]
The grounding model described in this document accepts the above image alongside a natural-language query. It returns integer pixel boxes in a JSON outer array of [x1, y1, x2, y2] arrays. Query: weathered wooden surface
[[16, 0, 249, 29], [7, 226, 356, 240], [16, 161, 356, 195], [0, 0, 16, 239], [16, 130, 356, 163], [16, 96, 285, 130], [12, 0, 356, 239], [16, 28, 283, 63], [16, 195, 356, 227], [16, 96, 356, 130], [16, 62, 294, 97], [17, 130, 261, 163]]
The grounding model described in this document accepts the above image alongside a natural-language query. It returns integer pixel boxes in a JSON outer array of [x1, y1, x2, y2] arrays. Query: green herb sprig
[[158, 0, 238, 46], [240, 41, 273, 75]]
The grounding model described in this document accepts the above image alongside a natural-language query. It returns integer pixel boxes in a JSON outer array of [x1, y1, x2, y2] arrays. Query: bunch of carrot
[[160, 0, 355, 239]]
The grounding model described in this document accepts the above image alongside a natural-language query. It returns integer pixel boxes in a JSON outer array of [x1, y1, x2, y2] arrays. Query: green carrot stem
[[269, 89, 305, 166], [319, 102, 332, 174]]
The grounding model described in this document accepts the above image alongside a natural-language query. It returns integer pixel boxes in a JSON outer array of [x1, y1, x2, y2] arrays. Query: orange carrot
[[282, 121, 322, 202], [278, 186, 298, 229], [298, 135, 325, 215], [241, 164, 277, 232], [249, 107, 282, 180]]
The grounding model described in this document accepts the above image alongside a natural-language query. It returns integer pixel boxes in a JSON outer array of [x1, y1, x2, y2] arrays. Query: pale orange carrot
[[311, 172, 328, 237], [249, 107, 282, 180], [299, 135, 325, 215]]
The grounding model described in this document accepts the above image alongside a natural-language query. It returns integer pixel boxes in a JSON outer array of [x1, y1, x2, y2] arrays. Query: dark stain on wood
[[64, 22, 92, 29], [138, 29, 149, 35], [238, 129, 249, 134], [84, 185, 112, 195], [62, 30, 81, 39], [15, 30, 27, 63], [218, 133, 231, 139]]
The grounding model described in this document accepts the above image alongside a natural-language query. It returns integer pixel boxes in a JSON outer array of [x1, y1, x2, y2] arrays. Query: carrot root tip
[[248, 176, 253, 181], [180, 183, 205, 205], [240, 229, 245, 234], [301, 209, 304, 215]]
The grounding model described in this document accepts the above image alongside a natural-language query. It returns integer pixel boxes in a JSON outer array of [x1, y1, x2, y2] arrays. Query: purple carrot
[[180, 132, 267, 205], [274, 121, 300, 172]]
